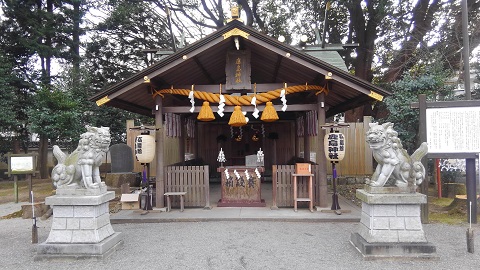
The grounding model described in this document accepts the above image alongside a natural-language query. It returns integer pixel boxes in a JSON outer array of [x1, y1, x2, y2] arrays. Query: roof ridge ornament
[[223, 28, 249, 40], [227, 6, 243, 23]]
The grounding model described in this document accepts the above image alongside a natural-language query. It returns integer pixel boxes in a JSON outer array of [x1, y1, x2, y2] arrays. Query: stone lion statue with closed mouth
[[365, 122, 427, 188], [51, 126, 111, 189]]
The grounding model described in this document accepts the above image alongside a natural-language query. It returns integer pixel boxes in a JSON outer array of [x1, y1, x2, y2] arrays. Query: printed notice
[[10, 156, 34, 172], [426, 107, 480, 153]]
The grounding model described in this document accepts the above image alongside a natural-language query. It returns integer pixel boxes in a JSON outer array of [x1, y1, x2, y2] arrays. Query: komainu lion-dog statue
[[51, 126, 111, 189], [365, 122, 428, 188]]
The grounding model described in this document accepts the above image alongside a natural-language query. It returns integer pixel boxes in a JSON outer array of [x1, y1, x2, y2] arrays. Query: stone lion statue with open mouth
[[365, 122, 427, 188], [51, 126, 111, 189]]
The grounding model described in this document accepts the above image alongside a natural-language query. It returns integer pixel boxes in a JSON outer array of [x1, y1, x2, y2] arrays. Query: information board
[[7, 154, 37, 175], [426, 106, 480, 153]]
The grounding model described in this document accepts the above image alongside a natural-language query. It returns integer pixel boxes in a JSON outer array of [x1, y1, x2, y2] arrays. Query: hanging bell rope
[[197, 101, 215, 121], [228, 105, 247, 126], [260, 101, 279, 122], [152, 84, 327, 105]]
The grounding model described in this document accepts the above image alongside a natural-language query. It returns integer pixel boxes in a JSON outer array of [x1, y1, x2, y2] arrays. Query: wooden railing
[[164, 165, 210, 209], [272, 165, 320, 208]]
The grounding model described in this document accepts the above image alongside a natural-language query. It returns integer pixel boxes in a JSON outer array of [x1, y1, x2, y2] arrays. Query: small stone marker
[[110, 143, 134, 173]]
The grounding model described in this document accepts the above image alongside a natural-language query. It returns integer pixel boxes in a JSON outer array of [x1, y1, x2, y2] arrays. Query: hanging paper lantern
[[324, 132, 346, 162], [135, 134, 156, 163], [197, 101, 215, 121], [228, 106, 247, 126], [260, 101, 279, 122]]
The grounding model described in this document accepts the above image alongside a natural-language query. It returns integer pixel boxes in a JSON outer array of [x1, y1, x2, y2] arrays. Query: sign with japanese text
[[225, 50, 251, 90], [7, 154, 37, 175], [426, 106, 480, 153], [324, 132, 346, 162]]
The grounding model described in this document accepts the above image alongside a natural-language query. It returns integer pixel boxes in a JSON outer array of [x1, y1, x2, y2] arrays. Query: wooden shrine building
[[90, 17, 390, 209]]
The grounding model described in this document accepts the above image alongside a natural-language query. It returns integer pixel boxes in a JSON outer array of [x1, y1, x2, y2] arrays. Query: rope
[[152, 85, 327, 106]]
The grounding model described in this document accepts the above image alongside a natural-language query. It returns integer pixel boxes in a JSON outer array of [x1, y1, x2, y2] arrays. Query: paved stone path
[[1, 217, 480, 269]]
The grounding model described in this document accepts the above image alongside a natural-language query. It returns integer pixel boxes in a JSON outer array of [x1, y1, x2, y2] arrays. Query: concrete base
[[352, 189, 437, 259], [350, 233, 437, 260], [38, 190, 122, 260], [35, 232, 123, 261]]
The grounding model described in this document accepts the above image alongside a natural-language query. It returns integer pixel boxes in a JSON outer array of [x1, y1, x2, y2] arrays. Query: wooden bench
[[164, 192, 187, 212]]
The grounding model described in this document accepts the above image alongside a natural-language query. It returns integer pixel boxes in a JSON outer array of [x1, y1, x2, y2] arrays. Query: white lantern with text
[[135, 134, 155, 163], [324, 132, 346, 162]]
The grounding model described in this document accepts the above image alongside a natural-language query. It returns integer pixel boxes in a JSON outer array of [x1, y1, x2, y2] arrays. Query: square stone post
[[350, 187, 437, 260], [35, 188, 123, 261]]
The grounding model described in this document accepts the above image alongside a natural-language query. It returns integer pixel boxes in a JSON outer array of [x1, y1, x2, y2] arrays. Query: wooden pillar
[[180, 116, 186, 165], [418, 94, 428, 223], [294, 113, 300, 157], [303, 112, 310, 162], [155, 96, 165, 208], [317, 93, 328, 207], [194, 121, 198, 159]]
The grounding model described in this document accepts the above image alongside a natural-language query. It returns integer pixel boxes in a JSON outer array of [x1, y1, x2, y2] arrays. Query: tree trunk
[[344, 0, 383, 121], [383, 0, 441, 82], [38, 135, 49, 179], [72, 0, 81, 72]]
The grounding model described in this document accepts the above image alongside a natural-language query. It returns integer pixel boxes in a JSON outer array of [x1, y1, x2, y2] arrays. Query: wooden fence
[[272, 165, 321, 208], [164, 165, 210, 209]]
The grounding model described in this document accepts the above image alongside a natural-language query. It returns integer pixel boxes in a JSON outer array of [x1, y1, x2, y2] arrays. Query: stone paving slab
[[109, 195, 361, 223]]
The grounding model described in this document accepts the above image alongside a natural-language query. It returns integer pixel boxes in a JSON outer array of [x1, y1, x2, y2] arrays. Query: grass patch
[[429, 210, 466, 225], [430, 197, 454, 207], [0, 179, 54, 204], [0, 210, 23, 220]]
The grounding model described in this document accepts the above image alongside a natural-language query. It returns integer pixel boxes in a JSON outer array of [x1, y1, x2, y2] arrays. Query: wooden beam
[[107, 35, 226, 100], [106, 98, 152, 116], [162, 103, 317, 113], [326, 95, 372, 118], [161, 83, 304, 93], [155, 96, 165, 208], [247, 35, 373, 96], [271, 54, 283, 82], [193, 56, 215, 84], [411, 99, 480, 109]]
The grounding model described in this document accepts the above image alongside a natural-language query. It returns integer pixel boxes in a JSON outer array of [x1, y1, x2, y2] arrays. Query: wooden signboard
[[7, 154, 36, 175], [217, 166, 265, 207], [225, 50, 251, 90], [295, 163, 311, 175]]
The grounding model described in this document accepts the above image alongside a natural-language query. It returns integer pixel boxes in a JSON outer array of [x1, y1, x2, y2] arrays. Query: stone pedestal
[[35, 189, 123, 261], [350, 188, 437, 260]]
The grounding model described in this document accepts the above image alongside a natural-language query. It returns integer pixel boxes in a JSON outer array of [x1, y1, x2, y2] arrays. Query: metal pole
[[466, 158, 477, 223], [166, 7, 176, 53], [13, 175, 18, 203], [321, 1, 330, 48], [461, 0, 471, 100], [462, 0, 476, 224], [436, 159, 442, 198], [330, 161, 340, 211]]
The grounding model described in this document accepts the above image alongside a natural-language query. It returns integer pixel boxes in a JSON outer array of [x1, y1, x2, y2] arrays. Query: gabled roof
[[90, 20, 390, 118]]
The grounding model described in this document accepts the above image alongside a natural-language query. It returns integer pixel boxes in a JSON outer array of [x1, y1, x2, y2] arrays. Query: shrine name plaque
[[217, 166, 265, 207]]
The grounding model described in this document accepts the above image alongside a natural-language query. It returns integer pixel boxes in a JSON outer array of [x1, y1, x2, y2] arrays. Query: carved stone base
[[36, 190, 122, 260], [363, 185, 416, 194], [350, 233, 437, 260], [351, 189, 437, 259], [55, 183, 108, 196], [35, 233, 123, 261]]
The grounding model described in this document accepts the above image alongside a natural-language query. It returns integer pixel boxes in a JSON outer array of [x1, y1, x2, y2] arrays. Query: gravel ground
[[1, 217, 480, 270]]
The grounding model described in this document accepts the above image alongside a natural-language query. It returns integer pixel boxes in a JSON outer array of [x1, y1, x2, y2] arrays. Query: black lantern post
[[321, 123, 349, 214]]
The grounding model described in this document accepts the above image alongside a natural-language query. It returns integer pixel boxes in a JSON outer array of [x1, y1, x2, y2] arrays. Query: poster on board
[[8, 154, 36, 175], [426, 106, 480, 153]]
